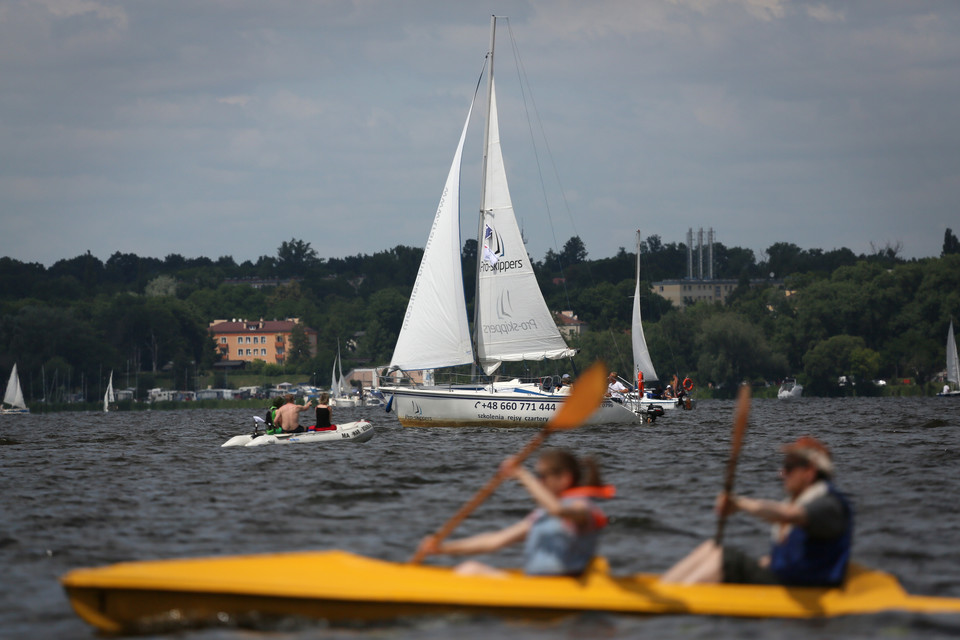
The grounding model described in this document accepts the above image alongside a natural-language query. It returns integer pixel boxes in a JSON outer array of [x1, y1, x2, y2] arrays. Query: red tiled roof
[[209, 320, 316, 334]]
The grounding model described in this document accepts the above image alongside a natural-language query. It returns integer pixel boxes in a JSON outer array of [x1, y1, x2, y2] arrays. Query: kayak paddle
[[409, 361, 609, 564], [714, 384, 751, 546]]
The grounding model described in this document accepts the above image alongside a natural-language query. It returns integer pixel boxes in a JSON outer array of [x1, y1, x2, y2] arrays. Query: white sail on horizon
[[3, 363, 27, 410], [104, 370, 115, 413], [632, 231, 659, 383], [947, 321, 959, 385]]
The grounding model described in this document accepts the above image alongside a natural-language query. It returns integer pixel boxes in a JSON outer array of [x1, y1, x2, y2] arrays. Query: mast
[[472, 15, 497, 375]]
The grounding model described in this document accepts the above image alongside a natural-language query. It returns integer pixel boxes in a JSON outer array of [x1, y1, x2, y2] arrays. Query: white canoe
[[222, 418, 375, 447]]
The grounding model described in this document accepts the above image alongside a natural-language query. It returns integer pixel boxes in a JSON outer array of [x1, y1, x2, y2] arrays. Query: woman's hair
[[539, 448, 602, 487], [272, 397, 285, 408], [319, 392, 329, 404]]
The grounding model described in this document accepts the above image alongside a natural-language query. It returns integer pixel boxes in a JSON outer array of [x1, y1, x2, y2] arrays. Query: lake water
[[2, 397, 959, 639]]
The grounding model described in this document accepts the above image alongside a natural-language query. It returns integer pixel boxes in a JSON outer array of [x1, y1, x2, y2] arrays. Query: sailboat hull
[[384, 384, 643, 427], [0, 407, 30, 415]]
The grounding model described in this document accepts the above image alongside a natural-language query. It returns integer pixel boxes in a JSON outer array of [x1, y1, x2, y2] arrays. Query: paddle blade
[[547, 361, 608, 430]]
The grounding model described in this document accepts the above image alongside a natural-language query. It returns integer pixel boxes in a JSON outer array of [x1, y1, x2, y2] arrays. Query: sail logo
[[482, 223, 502, 266], [480, 223, 524, 274], [482, 318, 539, 335]]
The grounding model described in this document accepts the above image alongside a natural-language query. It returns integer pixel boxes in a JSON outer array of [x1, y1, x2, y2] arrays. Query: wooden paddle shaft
[[714, 385, 751, 546], [409, 431, 548, 565]]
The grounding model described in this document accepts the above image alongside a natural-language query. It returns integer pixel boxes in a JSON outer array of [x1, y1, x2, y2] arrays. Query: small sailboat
[[380, 17, 641, 427], [1, 363, 29, 415], [103, 371, 115, 413], [778, 378, 803, 399], [628, 231, 690, 413], [937, 321, 960, 397], [330, 341, 360, 407]]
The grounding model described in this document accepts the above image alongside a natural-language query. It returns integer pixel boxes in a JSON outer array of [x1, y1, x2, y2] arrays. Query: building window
[[237, 337, 242, 344], [220, 337, 227, 344], [245, 349, 251, 355], [244, 337, 250, 344]]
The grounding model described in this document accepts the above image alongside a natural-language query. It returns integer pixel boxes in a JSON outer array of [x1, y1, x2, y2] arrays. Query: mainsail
[[389, 98, 476, 371], [103, 370, 115, 413], [473, 80, 575, 374], [3, 363, 27, 410], [632, 231, 659, 382], [331, 353, 341, 398], [947, 321, 959, 385]]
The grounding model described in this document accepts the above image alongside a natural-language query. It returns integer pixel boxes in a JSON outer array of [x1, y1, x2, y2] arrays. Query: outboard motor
[[644, 405, 665, 424]]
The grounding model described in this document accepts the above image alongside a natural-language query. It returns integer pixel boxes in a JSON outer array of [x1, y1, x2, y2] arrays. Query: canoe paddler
[[416, 448, 615, 577], [662, 436, 853, 587]]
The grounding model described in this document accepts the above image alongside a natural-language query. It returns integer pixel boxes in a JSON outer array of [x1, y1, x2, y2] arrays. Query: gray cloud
[[1, 0, 958, 267]]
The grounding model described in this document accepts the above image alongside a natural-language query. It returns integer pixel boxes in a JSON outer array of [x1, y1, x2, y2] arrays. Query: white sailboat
[[330, 342, 360, 407], [381, 17, 641, 427], [103, 371, 115, 413], [626, 231, 688, 412], [777, 378, 803, 400], [937, 321, 960, 397], [2, 363, 30, 414]]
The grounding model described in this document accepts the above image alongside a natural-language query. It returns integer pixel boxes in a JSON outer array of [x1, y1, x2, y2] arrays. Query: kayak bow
[[61, 550, 960, 633]]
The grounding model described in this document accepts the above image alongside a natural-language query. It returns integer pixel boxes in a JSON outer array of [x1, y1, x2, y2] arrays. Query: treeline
[[2, 231, 959, 402]]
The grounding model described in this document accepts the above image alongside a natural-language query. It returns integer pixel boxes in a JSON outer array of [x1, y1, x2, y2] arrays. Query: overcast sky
[[2, 0, 958, 269]]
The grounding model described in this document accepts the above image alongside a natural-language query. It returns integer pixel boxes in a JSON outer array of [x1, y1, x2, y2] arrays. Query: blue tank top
[[769, 483, 853, 586], [523, 496, 606, 576]]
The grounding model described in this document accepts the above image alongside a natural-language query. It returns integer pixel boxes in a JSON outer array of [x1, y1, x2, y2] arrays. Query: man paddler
[[662, 436, 853, 587]]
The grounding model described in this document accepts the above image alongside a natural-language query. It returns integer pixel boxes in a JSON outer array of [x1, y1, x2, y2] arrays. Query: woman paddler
[[417, 448, 614, 577]]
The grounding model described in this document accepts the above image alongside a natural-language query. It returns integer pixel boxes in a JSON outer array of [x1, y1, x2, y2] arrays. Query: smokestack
[[686, 228, 694, 279], [708, 228, 715, 280], [697, 228, 704, 280]]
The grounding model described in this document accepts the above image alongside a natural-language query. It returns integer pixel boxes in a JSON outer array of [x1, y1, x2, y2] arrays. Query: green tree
[[286, 324, 312, 370], [943, 228, 960, 256], [803, 335, 880, 395]]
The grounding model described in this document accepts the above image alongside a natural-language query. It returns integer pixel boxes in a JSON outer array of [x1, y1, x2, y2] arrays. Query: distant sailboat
[[104, 371, 115, 413], [2, 363, 30, 414], [629, 231, 688, 411], [938, 321, 960, 397], [330, 341, 359, 407]]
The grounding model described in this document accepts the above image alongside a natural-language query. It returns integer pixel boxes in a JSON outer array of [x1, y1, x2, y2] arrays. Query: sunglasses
[[781, 458, 809, 473]]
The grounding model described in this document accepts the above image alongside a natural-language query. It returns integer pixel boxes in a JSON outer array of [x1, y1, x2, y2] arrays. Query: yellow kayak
[[61, 550, 960, 633]]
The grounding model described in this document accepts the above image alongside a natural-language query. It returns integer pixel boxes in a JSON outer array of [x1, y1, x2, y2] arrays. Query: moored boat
[[221, 417, 374, 447], [60, 549, 960, 633]]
